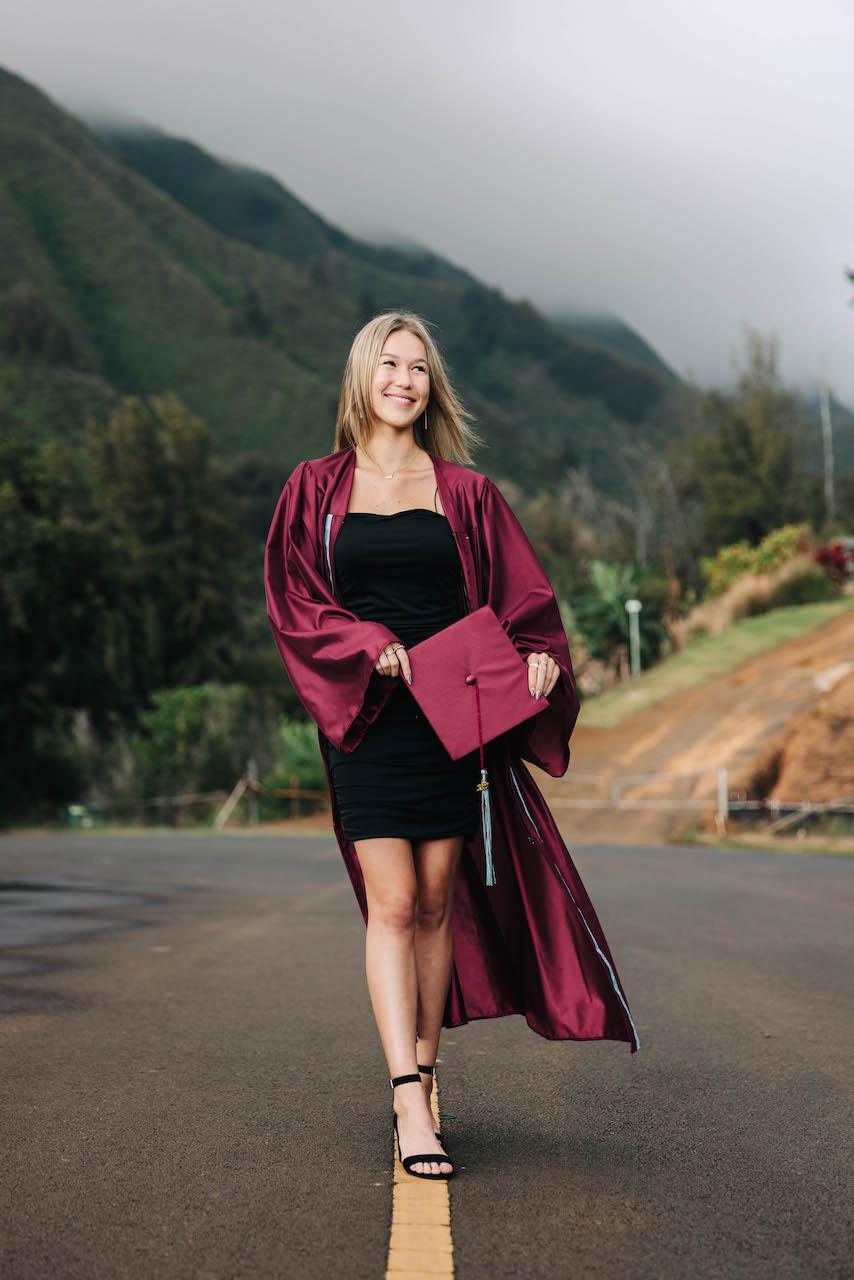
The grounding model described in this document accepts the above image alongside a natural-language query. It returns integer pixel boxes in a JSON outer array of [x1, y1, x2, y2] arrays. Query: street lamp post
[[625, 598, 642, 678]]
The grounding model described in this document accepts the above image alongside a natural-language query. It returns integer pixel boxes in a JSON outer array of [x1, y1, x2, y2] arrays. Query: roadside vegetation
[[2, 322, 851, 826], [3, 68, 851, 828]]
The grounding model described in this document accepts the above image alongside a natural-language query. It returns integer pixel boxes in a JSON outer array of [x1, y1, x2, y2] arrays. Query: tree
[[490, 474, 584, 602], [0, 423, 120, 816], [0, 393, 251, 819], [690, 330, 806, 549], [83, 392, 249, 698]]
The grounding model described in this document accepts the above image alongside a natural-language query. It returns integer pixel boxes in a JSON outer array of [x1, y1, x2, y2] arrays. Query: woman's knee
[[415, 890, 452, 930], [370, 890, 418, 933]]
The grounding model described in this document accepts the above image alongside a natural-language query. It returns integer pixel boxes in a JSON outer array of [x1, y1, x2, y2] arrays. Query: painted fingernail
[[536, 691, 541, 699]]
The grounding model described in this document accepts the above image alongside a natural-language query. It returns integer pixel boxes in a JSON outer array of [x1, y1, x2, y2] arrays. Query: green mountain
[[550, 310, 675, 378], [0, 64, 687, 495], [91, 123, 472, 285]]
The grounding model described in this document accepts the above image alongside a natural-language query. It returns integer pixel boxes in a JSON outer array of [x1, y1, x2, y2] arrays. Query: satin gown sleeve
[[263, 461, 403, 753], [479, 476, 581, 778]]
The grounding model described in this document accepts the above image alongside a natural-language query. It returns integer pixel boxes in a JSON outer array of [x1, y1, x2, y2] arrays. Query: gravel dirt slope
[[541, 609, 854, 845]]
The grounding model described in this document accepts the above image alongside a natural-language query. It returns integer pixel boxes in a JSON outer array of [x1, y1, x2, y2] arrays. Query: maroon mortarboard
[[406, 605, 550, 886]]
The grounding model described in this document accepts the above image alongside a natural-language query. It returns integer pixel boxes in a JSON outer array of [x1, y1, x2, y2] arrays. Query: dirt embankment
[[764, 667, 854, 804], [539, 610, 854, 845]]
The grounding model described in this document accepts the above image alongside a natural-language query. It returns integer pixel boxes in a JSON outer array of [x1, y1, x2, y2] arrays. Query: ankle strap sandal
[[387, 1063, 444, 1141], [388, 1073, 455, 1181]]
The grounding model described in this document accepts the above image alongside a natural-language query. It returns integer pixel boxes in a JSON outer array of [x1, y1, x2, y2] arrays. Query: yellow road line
[[386, 1068, 455, 1279]]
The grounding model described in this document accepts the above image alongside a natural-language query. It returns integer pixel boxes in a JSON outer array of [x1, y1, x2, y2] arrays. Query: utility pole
[[819, 381, 836, 523]]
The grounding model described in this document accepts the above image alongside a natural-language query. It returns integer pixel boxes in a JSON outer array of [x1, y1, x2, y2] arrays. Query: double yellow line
[[386, 1069, 455, 1278]]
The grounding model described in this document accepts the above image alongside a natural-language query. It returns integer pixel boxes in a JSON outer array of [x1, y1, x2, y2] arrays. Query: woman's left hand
[[527, 652, 560, 699]]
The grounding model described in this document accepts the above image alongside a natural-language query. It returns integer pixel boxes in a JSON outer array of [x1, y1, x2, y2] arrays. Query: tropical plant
[[573, 560, 670, 675]]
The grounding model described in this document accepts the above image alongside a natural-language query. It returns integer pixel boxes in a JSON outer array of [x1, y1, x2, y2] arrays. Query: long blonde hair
[[333, 311, 484, 464]]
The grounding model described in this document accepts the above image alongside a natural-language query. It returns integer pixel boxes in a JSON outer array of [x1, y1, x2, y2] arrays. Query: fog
[[5, 0, 853, 401]]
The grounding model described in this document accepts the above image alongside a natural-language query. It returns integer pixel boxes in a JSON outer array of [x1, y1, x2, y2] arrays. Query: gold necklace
[[358, 441, 423, 479]]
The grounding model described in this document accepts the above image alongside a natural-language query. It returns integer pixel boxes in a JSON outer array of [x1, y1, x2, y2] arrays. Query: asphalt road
[[1, 832, 851, 1279]]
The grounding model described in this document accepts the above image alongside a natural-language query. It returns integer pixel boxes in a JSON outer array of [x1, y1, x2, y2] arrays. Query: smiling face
[[369, 328, 431, 432]]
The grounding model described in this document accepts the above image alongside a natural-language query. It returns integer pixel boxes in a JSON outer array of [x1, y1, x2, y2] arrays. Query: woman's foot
[[392, 1079, 452, 1176]]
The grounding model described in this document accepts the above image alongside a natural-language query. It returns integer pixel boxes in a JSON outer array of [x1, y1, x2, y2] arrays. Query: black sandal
[[389, 1073, 455, 1181]]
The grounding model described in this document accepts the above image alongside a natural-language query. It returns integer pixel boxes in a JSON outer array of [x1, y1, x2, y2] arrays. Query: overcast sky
[[5, 0, 854, 404]]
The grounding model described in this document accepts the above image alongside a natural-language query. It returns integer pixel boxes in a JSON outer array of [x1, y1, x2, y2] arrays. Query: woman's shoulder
[[295, 449, 491, 491], [280, 451, 338, 487], [437, 456, 488, 486]]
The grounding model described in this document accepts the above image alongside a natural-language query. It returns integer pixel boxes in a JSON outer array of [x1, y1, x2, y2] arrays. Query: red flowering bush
[[814, 540, 854, 584]]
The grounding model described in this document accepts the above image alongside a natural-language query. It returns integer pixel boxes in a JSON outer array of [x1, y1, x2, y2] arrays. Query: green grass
[[581, 597, 854, 728], [683, 831, 854, 858]]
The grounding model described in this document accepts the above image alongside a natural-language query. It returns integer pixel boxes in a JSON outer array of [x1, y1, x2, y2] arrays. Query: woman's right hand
[[375, 642, 412, 685]]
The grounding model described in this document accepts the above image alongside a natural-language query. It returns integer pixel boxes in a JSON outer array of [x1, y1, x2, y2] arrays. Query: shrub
[[258, 716, 329, 821], [814, 540, 854, 585], [262, 716, 327, 793], [752, 524, 812, 573], [670, 553, 840, 644], [768, 560, 839, 608], [701, 523, 811, 598], [700, 540, 754, 598], [125, 682, 271, 798]]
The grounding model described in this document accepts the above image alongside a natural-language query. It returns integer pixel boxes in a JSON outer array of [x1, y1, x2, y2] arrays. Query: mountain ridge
[[0, 63, 790, 498]]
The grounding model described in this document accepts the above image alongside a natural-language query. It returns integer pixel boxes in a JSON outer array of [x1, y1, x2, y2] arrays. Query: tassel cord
[[469, 675, 496, 886]]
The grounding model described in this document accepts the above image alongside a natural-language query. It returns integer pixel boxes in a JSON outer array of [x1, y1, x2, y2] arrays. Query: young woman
[[264, 312, 640, 1181]]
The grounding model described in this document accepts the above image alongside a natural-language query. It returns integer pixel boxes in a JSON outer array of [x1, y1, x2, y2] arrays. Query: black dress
[[325, 505, 481, 842]]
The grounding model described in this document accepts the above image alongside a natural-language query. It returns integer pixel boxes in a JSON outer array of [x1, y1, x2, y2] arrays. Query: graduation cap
[[406, 605, 551, 886]]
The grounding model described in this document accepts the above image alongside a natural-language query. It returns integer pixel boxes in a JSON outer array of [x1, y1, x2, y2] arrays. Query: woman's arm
[[264, 462, 401, 751]]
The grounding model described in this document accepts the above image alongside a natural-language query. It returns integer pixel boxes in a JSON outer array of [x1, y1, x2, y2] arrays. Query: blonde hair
[[333, 311, 484, 465]]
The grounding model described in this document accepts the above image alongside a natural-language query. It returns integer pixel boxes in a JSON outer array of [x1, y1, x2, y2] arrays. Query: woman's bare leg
[[355, 836, 452, 1176], [412, 835, 464, 1113]]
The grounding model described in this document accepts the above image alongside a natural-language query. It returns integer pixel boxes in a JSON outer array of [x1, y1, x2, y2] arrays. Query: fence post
[[247, 757, 258, 826], [715, 767, 728, 836], [214, 776, 248, 831]]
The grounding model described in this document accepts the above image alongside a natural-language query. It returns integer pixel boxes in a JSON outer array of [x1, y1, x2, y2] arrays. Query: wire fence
[[63, 764, 853, 836], [548, 767, 854, 835], [65, 774, 329, 830]]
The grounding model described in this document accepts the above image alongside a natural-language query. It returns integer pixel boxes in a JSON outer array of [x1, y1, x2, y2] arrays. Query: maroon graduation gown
[[264, 447, 639, 1052]]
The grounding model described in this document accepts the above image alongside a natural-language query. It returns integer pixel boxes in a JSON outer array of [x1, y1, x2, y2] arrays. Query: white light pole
[[625, 598, 642, 678]]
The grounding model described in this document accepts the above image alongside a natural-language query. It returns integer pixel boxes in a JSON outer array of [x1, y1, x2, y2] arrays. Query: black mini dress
[[325, 502, 481, 842]]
